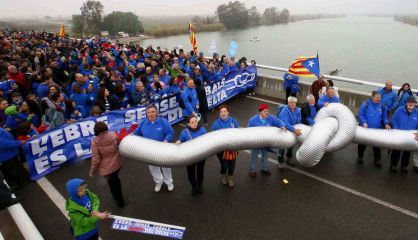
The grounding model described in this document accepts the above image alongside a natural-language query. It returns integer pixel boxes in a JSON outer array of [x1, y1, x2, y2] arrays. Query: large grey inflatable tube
[[119, 103, 418, 167]]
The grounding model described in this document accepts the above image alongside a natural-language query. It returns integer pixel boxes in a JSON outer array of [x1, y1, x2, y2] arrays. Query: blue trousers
[[249, 149, 269, 172]]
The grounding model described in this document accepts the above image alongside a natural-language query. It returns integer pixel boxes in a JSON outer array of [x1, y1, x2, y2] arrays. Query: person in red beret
[[247, 103, 287, 177]]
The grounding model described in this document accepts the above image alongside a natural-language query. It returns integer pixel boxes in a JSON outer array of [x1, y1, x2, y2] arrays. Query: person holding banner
[[66, 178, 109, 240], [211, 105, 239, 188], [176, 115, 208, 195], [89, 122, 125, 208], [133, 105, 175, 192], [180, 78, 199, 118]]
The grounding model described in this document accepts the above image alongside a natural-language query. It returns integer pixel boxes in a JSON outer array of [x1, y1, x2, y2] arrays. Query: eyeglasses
[[77, 184, 87, 192]]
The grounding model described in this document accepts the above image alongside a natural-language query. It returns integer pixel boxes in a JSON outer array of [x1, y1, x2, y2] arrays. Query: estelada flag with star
[[288, 54, 320, 78]]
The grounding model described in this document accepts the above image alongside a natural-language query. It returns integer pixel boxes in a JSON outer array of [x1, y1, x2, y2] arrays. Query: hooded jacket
[[181, 87, 199, 117], [391, 106, 418, 130], [278, 106, 302, 132], [211, 116, 239, 131], [65, 179, 100, 239], [378, 87, 397, 111], [178, 126, 207, 143], [318, 95, 340, 108], [247, 114, 285, 128], [358, 99, 388, 129], [90, 131, 122, 176], [133, 117, 174, 142]]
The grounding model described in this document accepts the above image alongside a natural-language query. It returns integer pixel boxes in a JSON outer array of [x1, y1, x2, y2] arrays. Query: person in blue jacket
[[70, 84, 88, 111], [378, 81, 397, 115], [211, 104, 239, 187], [396, 83, 413, 109], [180, 78, 199, 118], [176, 115, 207, 195], [0, 126, 27, 191], [283, 73, 299, 104], [318, 86, 340, 108], [164, 77, 183, 97], [158, 69, 171, 85], [277, 97, 302, 169], [205, 65, 220, 84], [247, 103, 287, 177], [67, 99, 87, 121], [36, 75, 51, 99], [0, 127, 25, 209], [357, 91, 391, 167], [390, 96, 418, 173], [133, 105, 175, 192]]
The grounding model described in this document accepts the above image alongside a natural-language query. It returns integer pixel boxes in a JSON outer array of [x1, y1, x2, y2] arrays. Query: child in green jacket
[[66, 178, 109, 240]]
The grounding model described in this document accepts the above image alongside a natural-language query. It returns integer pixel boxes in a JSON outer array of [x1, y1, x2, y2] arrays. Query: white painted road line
[[241, 150, 418, 220], [246, 95, 281, 105], [36, 177, 69, 220]]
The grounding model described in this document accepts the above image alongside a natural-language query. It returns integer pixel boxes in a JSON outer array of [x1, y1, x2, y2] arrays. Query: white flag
[[208, 39, 217, 56]]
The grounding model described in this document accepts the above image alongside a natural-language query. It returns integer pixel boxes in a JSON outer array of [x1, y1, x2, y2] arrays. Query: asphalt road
[[9, 95, 418, 240]]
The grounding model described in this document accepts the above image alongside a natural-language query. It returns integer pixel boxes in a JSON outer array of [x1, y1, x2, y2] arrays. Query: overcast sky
[[0, 0, 417, 18]]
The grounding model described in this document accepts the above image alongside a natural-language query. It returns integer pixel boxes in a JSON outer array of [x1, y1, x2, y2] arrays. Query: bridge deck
[[11, 96, 418, 240]]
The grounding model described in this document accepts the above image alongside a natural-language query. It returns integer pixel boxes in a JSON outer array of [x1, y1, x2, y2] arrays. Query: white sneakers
[[154, 182, 163, 192], [154, 182, 174, 192]]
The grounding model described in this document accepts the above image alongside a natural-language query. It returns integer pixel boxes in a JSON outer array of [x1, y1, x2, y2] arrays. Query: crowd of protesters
[[0, 29, 256, 211], [285, 74, 418, 173], [1, 29, 417, 239]]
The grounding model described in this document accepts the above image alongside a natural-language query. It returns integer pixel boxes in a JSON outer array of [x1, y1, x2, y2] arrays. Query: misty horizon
[[0, 0, 417, 19]]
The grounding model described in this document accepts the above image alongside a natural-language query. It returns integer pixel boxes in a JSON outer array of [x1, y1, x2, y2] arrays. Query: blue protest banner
[[23, 66, 257, 180]]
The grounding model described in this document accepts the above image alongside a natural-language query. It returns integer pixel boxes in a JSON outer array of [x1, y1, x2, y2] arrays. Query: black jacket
[[301, 102, 320, 125]]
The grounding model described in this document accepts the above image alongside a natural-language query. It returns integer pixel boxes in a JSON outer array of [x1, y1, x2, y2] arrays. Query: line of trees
[[72, 0, 144, 37], [394, 16, 418, 27], [216, 1, 290, 29]]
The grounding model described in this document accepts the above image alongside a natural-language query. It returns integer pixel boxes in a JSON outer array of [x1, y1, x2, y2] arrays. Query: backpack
[[42, 108, 65, 130], [277, 104, 287, 118]]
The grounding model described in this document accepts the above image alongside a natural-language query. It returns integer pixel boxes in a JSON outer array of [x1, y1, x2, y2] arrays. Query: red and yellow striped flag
[[288, 55, 320, 78], [189, 21, 198, 54], [58, 25, 65, 37]]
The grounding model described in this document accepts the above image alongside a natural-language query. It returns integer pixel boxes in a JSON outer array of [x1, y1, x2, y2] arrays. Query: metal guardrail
[[3, 180, 43, 240], [256, 64, 418, 93]]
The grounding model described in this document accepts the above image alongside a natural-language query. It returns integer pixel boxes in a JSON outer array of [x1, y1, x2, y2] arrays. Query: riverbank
[[112, 35, 152, 44], [394, 16, 418, 27], [146, 23, 224, 38], [139, 14, 346, 39]]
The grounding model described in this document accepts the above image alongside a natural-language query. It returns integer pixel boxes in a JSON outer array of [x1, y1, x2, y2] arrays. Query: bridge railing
[[252, 63, 418, 114], [255, 64, 418, 93]]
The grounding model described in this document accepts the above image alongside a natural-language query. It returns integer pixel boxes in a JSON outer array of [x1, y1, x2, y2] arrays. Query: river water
[[140, 16, 418, 89]]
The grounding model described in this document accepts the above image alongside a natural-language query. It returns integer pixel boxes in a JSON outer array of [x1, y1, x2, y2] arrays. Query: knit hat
[[5, 105, 19, 116], [258, 103, 269, 112]]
